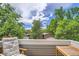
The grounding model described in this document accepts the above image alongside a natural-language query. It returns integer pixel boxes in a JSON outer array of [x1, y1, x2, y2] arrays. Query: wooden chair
[[1, 37, 28, 56]]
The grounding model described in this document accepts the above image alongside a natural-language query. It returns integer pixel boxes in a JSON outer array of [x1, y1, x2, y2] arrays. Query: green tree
[[71, 7, 79, 19], [47, 19, 58, 36], [55, 19, 69, 39], [55, 7, 65, 20], [66, 7, 79, 20], [65, 20, 79, 41], [48, 7, 79, 41], [0, 4, 21, 27], [31, 20, 42, 39], [65, 10, 73, 19], [0, 4, 25, 39]]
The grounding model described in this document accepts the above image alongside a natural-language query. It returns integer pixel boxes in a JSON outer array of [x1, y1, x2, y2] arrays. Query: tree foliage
[[55, 19, 69, 39], [64, 20, 79, 40], [47, 19, 58, 36], [55, 7, 65, 20], [0, 4, 25, 39], [48, 6, 79, 41], [31, 20, 42, 39]]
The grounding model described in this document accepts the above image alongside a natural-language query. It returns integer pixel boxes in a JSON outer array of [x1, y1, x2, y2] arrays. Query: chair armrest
[[19, 48, 28, 54]]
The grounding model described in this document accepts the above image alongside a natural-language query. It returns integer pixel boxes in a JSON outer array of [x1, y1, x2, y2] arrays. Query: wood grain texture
[[56, 46, 79, 56]]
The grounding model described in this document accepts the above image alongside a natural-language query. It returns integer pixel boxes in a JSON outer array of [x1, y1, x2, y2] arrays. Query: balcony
[[0, 39, 79, 56]]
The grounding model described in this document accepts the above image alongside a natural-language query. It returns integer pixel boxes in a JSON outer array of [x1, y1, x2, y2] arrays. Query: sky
[[11, 3, 79, 30]]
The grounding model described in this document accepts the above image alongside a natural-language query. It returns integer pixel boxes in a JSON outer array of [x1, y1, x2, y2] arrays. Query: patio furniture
[[1, 37, 28, 56], [56, 45, 79, 56]]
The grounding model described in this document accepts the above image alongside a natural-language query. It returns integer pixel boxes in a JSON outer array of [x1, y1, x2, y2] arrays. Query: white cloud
[[11, 3, 72, 21], [25, 27, 31, 30], [11, 3, 73, 29], [11, 3, 47, 25], [19, 18, 33, 24], [40, 17, 49, 21], [32, 12, 44, 20], [11, 3, 47, 18]]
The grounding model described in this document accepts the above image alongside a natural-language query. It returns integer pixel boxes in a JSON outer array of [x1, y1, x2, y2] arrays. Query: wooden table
[[56, 46, 79, 56]]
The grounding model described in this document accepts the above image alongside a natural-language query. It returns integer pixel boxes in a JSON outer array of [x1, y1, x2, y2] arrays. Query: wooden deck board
[[56, 46, 79, 56]]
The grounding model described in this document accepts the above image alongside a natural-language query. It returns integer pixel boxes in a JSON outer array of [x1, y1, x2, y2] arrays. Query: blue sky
[[11, 3, 79, 30]]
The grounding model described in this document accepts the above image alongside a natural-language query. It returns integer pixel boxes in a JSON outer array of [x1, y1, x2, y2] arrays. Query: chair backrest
[[2, 37, 20, 56]]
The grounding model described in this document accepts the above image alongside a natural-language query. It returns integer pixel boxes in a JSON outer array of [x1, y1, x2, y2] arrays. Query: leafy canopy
[[48, 7, 79, 41], [0, 4, 25, 39], [31, 20, 42, 39]]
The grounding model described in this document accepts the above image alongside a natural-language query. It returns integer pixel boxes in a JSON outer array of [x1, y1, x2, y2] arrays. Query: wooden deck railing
[[0, 39, 79, 56]]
